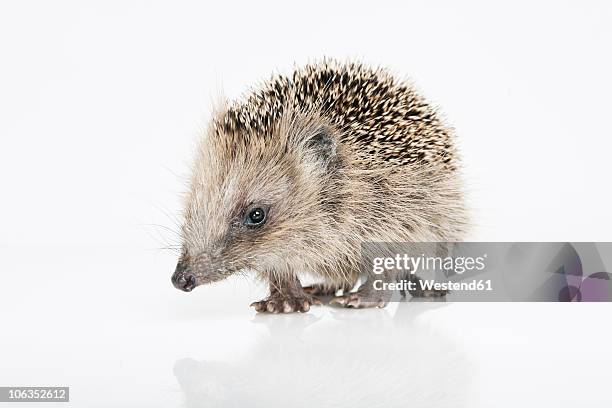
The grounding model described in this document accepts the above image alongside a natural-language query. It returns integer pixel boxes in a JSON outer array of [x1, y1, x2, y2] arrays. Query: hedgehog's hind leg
[[250, 275, 322, 314], [302, 281, 355, 297], [330, 272, 396, 309], [330, 291, 388, 308], [406, 273, 449, 298]]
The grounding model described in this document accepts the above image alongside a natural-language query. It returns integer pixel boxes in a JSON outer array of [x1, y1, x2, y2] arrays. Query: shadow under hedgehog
[[171, 60, 469, 313]]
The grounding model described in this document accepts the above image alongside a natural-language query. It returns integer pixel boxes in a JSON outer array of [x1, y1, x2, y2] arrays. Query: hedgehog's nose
[[172, 263, 197, 292]]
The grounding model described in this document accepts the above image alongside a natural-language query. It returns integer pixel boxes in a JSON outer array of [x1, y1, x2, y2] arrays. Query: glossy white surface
[[2, 246, 611, 407]]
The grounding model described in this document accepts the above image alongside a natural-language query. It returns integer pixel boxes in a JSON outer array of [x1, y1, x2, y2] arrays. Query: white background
[[1, 1, 611, 407]]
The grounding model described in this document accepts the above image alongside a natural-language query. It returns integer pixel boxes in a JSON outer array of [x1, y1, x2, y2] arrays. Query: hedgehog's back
[[219, 61, 457, 168]]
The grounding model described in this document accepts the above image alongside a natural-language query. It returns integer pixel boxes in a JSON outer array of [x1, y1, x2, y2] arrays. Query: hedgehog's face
[[172, 116, 341, 292]]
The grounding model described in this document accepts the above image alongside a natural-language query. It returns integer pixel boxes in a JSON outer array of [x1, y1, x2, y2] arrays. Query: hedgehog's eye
[[244, 206, 267, 227]]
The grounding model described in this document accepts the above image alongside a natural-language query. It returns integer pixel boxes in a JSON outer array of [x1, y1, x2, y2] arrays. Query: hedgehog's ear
[[303, 126, 337, 166]]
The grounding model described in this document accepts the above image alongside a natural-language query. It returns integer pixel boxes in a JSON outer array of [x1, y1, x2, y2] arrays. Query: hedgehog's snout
[[172, 261, 197, 292]]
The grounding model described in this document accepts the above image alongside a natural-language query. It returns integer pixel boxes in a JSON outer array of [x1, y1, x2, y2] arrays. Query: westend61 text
[[373, 279, 493, 292]]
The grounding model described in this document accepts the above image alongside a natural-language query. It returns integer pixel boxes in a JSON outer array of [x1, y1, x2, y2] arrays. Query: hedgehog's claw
[[250, 294, 321, 314]]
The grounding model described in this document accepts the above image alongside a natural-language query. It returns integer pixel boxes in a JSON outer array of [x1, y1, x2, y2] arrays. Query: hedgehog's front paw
[[330, 292, 388, 309], [250, 294, 321, 314]]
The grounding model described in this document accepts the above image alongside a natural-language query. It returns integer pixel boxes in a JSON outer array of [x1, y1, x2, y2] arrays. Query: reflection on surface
[[174, 301, 473, 407]]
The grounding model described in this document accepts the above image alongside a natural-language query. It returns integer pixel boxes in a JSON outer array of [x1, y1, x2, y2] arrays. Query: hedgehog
[[171, 60, 469, 313]]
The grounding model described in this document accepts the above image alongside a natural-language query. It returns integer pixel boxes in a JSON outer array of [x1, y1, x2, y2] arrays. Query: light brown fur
[[173, 60, 469, 312]]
